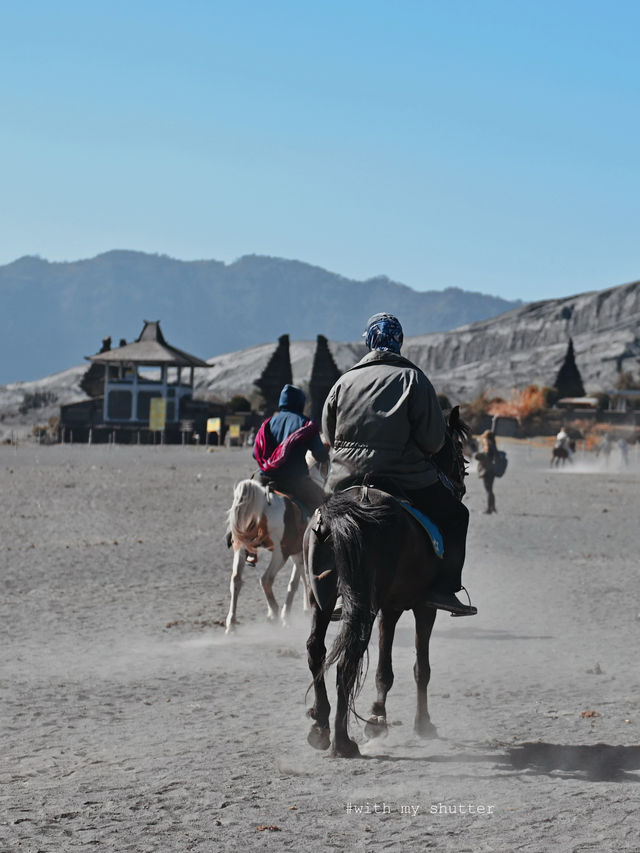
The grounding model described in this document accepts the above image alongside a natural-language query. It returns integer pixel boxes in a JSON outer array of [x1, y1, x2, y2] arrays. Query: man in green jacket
[[322, 312, 476, 617]]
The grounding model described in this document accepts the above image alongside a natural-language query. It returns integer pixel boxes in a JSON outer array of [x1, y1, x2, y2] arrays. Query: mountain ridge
[[1, 250, 519, 384]]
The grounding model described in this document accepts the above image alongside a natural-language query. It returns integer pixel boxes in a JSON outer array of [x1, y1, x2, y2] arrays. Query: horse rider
[[475, 430, 498, 514], [555, 426, 572, 456], [254, 384, 329, 515], [322, 312, 477, 617]]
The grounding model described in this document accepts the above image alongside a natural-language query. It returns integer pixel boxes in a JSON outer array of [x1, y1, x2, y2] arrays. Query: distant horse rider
[[322, 312, 477, 617], [475, 430, 498, 514], [555, 426, 572, 457], [254, 384, 328, 515]]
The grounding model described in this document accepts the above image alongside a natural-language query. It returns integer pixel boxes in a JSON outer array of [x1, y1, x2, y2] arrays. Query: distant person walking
[[596, 432, 613, 466], [476, 430, 499, 514], [617, 437, 629, 469]]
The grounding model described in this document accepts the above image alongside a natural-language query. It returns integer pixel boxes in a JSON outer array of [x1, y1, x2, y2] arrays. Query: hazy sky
[[2, 0, 639, 301]]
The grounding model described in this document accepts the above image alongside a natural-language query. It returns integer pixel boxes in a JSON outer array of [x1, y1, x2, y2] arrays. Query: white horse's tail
[[227, 480, 270, 552]]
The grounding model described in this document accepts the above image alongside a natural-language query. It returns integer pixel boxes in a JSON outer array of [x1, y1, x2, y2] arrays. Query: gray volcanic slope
[[2, 278, 639, 426], [402, 278, 640, 401], [194, 278, 640, 403]]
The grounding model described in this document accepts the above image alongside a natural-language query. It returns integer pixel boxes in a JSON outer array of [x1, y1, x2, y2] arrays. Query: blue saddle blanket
[[396, 501, 444, 559]]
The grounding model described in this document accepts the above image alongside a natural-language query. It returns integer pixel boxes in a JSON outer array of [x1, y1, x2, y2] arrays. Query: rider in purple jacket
[[254, 384, 328, 513]]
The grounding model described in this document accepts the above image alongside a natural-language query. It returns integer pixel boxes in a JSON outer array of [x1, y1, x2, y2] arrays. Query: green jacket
[[322, 350, 446, 491]]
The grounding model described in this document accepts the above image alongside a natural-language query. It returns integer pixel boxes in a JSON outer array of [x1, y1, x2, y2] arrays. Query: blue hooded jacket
[[256, 385, 328, 479]]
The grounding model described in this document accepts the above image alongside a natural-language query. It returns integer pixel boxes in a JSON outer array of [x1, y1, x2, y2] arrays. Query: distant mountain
[[0, 250, 520, 384]]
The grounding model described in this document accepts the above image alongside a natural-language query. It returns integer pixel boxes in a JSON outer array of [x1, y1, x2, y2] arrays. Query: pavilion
[[60, 321, 219, 442], [87, 320, 210, 426]]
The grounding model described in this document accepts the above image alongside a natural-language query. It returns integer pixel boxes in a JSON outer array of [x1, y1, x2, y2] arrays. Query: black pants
[[259, 473, 326, 514], [404, 480, 469, 594], [481, 474, 496, 513]]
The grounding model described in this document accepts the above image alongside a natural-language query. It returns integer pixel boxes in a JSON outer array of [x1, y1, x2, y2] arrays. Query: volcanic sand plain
[[2, 440, 640, 852]]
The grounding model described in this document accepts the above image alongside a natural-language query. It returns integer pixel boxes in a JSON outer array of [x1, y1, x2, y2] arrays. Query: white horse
[[225, 479, 311, 633]]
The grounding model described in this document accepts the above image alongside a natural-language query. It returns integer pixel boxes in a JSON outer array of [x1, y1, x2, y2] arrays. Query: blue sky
[[1, 0, 639, 301]]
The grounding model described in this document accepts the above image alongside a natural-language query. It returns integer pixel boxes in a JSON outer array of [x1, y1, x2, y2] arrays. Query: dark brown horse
[[551, 440, 576, 467], [303, 407, 470, 757]]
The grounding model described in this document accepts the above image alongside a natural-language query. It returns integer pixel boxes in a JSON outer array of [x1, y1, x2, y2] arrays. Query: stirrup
[[450, 586, 477, 618]]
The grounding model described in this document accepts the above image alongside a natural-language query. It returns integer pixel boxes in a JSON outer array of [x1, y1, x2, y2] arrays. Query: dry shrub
[[487, 385, 547, 422], [584, 433, 600, 451]]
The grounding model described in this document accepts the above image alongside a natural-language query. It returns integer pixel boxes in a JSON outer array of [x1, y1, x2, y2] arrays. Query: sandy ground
[[2, 439, 640, 853]]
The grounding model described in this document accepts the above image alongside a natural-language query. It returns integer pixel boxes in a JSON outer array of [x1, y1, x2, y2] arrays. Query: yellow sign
[[149, 397, 166, 431], [228, 424, 241, 439], [207, 417, 221, 434]]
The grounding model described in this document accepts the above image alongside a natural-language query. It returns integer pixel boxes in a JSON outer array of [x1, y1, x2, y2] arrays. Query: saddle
[[270, 487, 309, 556], [272, 489, 311, 524], [342, 484, 444, 559], [307, 484, 446, 614]]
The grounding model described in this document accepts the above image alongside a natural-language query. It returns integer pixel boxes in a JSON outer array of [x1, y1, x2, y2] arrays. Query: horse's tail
[[227, 479, 269, 552], [322, 492, 395, 703]]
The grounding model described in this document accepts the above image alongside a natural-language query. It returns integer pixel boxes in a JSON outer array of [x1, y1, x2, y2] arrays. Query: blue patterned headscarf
[[363, 313, 404, 354]]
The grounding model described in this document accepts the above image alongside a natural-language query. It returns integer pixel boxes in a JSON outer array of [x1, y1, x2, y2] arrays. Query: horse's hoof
[[280, 609, 291, 628], [225, 619, 236, 635], [331, 738, 361, 758], [414, 718, 438, 738], [307, 724, 331, 751], [364, 715, 388, 739]]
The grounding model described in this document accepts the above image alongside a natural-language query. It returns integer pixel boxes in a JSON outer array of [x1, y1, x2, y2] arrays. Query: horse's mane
[[447, 406, 472, 445], [432, 406, 472, 495], [228, 479, 269, 550]]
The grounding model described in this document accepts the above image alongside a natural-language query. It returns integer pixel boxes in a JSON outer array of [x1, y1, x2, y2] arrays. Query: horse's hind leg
[[365, 608, 401, 739], [260, 548, 283, 622], [413, 605, 438, 737], [306, 600, 332, 751], [225, 548, 246, 634], [280, 551, 304, 627], [334, 655, 369, 758], [333, 617, 376, 758], [299, 553, 311, 611]]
